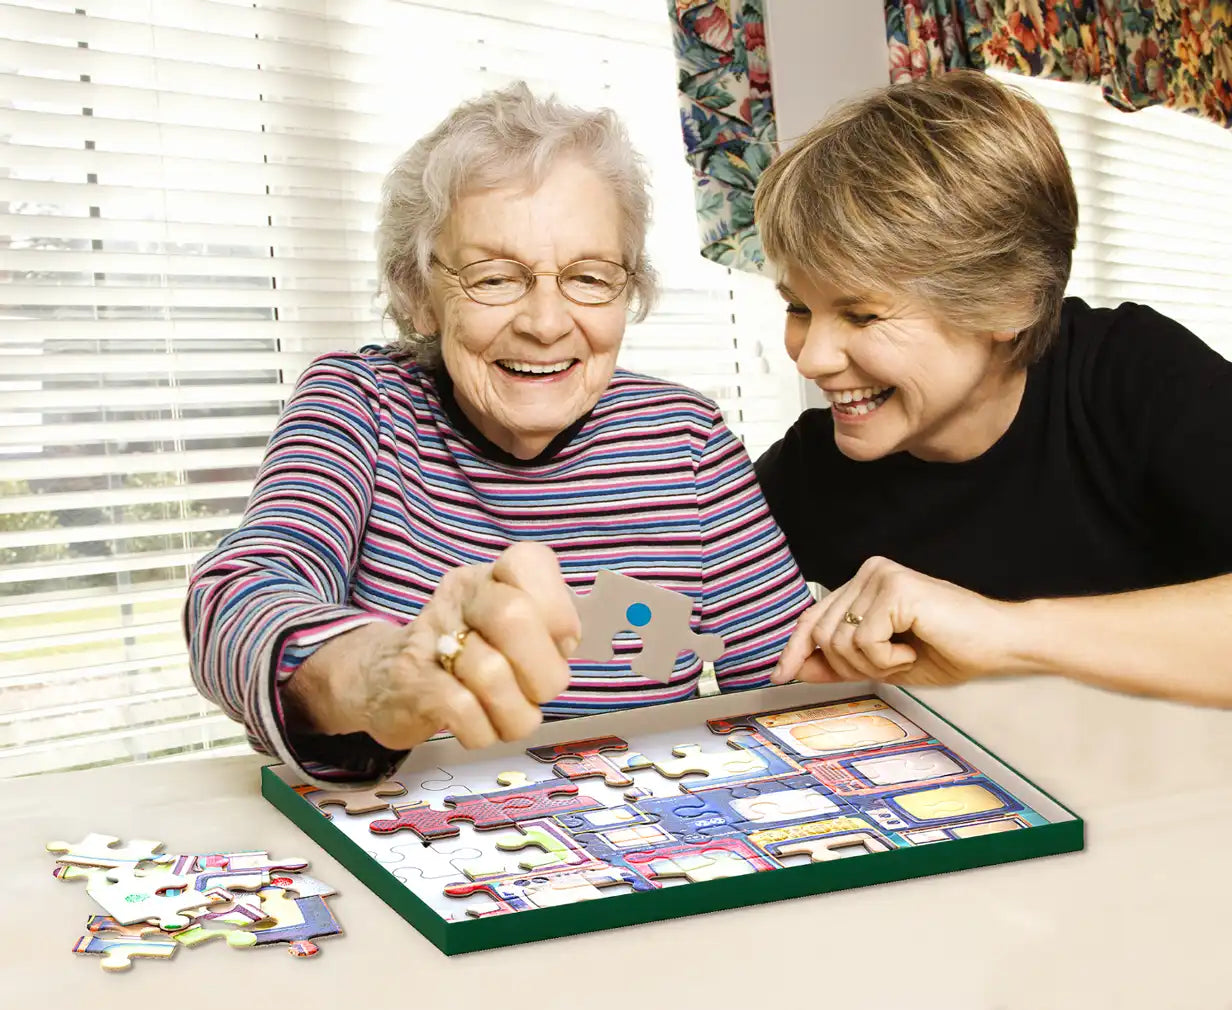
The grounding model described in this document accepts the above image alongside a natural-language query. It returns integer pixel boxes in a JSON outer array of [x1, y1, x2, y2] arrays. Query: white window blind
[[0, 0, 793, 778], [990, 70, 1232, 360]]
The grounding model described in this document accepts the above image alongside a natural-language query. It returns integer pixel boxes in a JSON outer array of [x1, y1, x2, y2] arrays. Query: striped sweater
[[184, 349, 813, 785]]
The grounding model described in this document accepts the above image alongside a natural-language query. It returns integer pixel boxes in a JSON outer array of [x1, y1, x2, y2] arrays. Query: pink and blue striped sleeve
[[183, 353, 404, 785], [694, 410, 814, 690]]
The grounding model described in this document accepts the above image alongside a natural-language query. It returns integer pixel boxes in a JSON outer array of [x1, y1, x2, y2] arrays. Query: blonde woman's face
[[776, 267, 1024, 463], [423, 158, 629, 460]]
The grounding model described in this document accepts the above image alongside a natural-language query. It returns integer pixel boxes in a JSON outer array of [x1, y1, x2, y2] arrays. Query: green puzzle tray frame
[[261, 681, 1084, 955]]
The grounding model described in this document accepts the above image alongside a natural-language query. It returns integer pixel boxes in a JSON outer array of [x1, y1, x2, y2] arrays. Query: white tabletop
[[5, 676, 1230, 1009]]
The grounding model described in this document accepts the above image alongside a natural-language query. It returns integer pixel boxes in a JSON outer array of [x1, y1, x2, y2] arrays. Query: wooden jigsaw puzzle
[[264, 684, 1083, 954]]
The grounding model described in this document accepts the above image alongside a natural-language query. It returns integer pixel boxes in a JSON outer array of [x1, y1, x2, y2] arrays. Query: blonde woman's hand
[[770, 556, 1030, 688]]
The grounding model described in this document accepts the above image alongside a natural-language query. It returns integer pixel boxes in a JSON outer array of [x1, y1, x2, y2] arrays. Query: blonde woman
[[754, 70, 1232, 706]]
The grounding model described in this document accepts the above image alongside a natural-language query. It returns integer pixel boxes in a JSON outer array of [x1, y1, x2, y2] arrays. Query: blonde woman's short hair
[[377, 83, 659, 362], [754, 69, 1077, 366]]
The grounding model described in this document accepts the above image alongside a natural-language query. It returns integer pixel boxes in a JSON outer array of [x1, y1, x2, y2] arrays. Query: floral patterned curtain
[[670, 0, 775, 273], [885, 1, 1232, 129]]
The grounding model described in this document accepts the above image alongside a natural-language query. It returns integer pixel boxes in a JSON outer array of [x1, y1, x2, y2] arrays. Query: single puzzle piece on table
[[624, 740, 767, 782], [72, 931, 179, 971], [370, 780, 603, 841], [527, 735, 633, 788], [569, 569, 724, 683], [309, 780, 408, 815], [47, 833, 168, 870], [496, 771, 532, 788], [87, 866, 231, 930]]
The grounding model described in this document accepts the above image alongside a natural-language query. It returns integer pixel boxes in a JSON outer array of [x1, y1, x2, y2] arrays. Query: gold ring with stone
[[843, 611, 863, 626], [435, 627, 471, 676]]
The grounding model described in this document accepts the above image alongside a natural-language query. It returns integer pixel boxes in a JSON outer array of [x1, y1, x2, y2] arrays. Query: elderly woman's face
[[424, 158, 628, 459], [777, 267, 1023, 463]]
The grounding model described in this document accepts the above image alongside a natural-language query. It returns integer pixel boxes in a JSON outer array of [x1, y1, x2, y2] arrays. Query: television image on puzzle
[[263, 685, 1082, 953]]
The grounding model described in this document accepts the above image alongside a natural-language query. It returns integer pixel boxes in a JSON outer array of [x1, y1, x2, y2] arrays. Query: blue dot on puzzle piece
[[625, 602, 652, 627]]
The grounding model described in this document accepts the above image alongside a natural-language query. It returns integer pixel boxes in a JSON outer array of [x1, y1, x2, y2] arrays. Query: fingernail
[[562, 636, 580, 656]]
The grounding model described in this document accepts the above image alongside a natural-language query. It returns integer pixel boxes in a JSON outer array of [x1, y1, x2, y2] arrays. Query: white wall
[[763, 0, 888, 409]]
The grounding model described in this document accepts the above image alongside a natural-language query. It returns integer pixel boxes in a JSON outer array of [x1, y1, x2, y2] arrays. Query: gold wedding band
[[843, 611, 863, 626], [435, 627, 471, 676]]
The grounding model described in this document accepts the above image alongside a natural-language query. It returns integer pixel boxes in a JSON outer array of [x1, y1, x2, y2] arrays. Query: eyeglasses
[[430, 254, 632, 307]]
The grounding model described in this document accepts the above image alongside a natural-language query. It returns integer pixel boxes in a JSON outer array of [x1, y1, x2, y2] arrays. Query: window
[[0, 0, 795, 778], [990, 70, 1232, 360]]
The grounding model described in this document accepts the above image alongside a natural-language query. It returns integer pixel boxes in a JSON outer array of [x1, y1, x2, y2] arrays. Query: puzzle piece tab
[[570, 569, 724, 683], [47, 833, 166, 869]]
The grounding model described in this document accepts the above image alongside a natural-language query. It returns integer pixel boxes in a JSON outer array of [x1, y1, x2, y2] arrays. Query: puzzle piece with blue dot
[[569, 569, 725, 683]]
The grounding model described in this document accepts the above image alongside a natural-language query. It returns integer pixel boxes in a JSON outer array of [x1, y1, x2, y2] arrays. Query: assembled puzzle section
[[265, 686, 1081, 952], [46, 837, 343, 971]]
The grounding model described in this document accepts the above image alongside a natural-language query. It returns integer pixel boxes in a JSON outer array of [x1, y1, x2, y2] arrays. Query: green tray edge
[[262, 760, 1084, 956]]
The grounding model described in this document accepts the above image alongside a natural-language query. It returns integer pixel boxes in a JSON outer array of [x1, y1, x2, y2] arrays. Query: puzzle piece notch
[[310, 780, 407, 815], [570, 569, 724, 683]]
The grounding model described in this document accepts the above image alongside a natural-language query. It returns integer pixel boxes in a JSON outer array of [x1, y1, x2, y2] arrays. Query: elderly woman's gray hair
[[377, 83, 659, 361]]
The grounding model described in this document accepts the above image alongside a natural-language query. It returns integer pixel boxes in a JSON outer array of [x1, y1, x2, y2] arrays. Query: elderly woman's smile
[[424, 157, 630, 460]]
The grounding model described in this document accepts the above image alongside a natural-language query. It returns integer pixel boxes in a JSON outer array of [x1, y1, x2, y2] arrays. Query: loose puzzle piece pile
[[46, 834, 341, 971], [293, 696, 1050, 923]]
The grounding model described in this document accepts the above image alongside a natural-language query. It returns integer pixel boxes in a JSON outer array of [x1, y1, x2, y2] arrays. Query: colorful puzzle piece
[[370, 781, 603, 841], [310, 781, 408, 815], [72, 932, 178, 971], [87, 866, 231, 930], [47, 833, 167, 869], [643, 848, 758, 883], [570, 569, 724, 682], [625, 741, 766, 781], [495, 823, 589, 871], [239, 887, 342, 951], [775, 835, 890, 862], [528, 735, 633, 788]]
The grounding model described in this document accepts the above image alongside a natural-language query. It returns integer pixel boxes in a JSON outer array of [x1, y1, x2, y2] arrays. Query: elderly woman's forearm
[[1007, 575, 1232, 706], [283, 621, 404, 736]]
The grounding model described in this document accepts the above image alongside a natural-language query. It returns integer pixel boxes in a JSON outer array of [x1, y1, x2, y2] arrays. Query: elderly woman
[[184, 84, 812, 786], [754, 70, 1232, 705]]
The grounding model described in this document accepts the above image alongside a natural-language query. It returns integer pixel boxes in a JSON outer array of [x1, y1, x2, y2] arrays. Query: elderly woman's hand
[[770, 556, 1030, 688], [307, 541, 580, 752]]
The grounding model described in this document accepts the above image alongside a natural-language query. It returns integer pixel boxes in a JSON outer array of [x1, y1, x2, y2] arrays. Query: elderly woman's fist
[[304, 542, 580, 751]]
